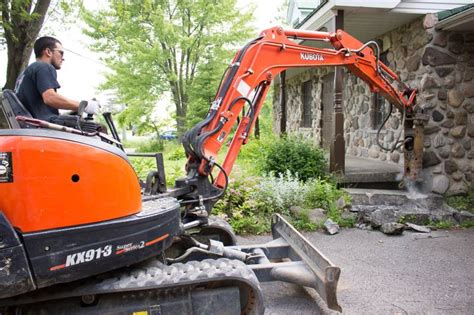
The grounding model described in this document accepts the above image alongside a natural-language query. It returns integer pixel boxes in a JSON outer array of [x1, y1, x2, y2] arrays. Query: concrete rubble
[[345, 188, 470, 235], [324, 219, 340, 235]]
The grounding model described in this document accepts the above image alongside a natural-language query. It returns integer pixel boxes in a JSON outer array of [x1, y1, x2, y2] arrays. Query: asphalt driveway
[[239, 228, 474, 314]]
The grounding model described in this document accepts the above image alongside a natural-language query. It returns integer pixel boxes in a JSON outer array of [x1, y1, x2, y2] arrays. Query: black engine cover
[[21, 197, 181, 291]]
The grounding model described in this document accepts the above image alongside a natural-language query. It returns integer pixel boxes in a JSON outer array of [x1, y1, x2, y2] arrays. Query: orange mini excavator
[[0, 27, 420, 314]]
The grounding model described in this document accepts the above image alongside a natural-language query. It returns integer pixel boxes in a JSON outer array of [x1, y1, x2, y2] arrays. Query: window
[[301, 80, 313, 128], [372, 52, 390, 130]]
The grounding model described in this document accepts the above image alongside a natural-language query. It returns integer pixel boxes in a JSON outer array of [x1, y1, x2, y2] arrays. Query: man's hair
[[34, 36, 62, 58]]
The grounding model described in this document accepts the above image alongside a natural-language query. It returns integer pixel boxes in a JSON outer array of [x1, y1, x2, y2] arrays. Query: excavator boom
[[182, 26, 418, 189]]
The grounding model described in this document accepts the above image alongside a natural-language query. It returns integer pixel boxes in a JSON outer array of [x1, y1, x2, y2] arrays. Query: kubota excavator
[[0, 27, 422, 314]]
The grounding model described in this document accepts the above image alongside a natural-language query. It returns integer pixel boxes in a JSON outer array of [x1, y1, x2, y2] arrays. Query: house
[[273, 1, 474, 195]]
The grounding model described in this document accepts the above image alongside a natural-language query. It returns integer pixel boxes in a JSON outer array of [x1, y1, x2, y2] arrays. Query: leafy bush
[[136, 139, 164, 153], [213, 173, 351, 234], [167, 145, 186, 161], [239, 134, 275, 163], [260, 135, 327, 182], [214, 179, 271, 234], [129, 157, 156, 179], [253, 171, 307, 215]]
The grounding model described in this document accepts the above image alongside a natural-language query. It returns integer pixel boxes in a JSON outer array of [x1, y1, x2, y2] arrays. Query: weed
[[292, 209, 318, 231], [429, 220, 454, 229], [460, 220, 474, 228], [445, 192, 474, 214]]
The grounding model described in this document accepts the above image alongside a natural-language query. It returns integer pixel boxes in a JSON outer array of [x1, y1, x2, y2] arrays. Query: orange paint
[[0, 135, 142, 232], [145, 233, 169, 246]]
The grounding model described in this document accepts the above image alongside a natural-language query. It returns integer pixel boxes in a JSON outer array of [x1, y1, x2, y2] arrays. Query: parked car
[[160, 130, 177, 140]]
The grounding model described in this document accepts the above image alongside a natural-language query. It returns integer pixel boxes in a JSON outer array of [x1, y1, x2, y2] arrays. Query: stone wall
[[343, 73, 404, 164], [273, 67, 334, 144], [273, 16, 474, 195]]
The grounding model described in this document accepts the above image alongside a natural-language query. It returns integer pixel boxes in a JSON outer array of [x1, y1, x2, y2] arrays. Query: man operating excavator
[[14, 36, 100, 128]]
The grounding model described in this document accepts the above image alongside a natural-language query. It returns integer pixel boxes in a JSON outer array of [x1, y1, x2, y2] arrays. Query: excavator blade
[[236, 214, 342, 312], [271, 214, 341, 312]]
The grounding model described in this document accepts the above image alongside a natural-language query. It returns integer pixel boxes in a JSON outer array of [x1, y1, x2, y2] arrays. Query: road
[[239, 228, 474, 314]]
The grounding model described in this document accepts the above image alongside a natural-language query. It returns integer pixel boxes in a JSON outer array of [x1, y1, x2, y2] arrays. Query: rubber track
[[4, 258, 264, 315]]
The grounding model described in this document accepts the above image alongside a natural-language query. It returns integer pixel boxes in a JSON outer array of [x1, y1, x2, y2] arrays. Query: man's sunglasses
[[50, 48, 64, 57]]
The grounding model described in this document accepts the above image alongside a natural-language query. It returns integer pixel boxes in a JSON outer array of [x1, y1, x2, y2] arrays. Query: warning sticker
[[237, 79, 251, 97], [0, 152, 13, 183]]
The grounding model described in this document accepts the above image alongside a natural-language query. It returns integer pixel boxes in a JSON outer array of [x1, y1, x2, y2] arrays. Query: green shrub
[[291, 209, 318, 231], [129, 157, 156, 179], [305, 178, 353, 227], [252, 171, 307, 215], [260, 135, 327, 182], [167, 145, 186, 161], [213, 173, 351, 234], [136, 139, 164, 153], [239, 134, 275, 163]]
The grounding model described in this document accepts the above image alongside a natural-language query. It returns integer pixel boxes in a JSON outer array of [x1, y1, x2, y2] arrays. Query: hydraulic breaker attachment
[[232, 214, 342, 312], [404, 108, 429, 184]]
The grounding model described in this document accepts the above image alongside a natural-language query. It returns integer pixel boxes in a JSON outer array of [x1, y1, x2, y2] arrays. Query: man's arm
[[42, 89, 80, 111]]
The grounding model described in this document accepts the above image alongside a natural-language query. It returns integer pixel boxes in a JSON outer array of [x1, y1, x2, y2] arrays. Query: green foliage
[[214, 173, 350, 234], [82, 0, 254, 132], [167, 145, 186, 161], [127, 140, 186, 187], [129, 156, 156, 179], [252, 171, 307, 216], [260, 135, 328, 182], [305, 178, 353, 227], [136, 139, 164, 153], [460, 220, 474, 228], [291, 209, 318, 231], [445, 192, 474, 213], [1, 0, 82, 89], [214, 179, 271, 234], [398, 214, 428, 225], [429, 220, 454, 229]]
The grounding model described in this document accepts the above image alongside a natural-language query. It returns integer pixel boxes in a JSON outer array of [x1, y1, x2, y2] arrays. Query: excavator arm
[[181, 26, 421, 208]]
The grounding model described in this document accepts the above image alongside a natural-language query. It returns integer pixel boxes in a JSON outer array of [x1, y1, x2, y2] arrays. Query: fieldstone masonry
[[273, 15, 474, 195]]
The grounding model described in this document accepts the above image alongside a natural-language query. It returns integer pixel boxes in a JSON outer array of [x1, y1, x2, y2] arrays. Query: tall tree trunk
[[170, 81, 187, 134], [254, 117, 260, 139], [4, 37, 34, 90], [2, 0, 51, 90]]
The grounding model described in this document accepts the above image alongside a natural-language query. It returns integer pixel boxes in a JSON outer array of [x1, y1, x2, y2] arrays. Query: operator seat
[[0, 89, 34, 129]]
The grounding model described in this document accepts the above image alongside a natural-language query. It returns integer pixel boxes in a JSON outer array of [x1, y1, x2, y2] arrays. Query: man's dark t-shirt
[[15, 61, 60, 121]]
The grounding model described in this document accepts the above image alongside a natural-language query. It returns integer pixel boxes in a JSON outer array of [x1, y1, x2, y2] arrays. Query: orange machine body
[[0, 129, 142, 233]]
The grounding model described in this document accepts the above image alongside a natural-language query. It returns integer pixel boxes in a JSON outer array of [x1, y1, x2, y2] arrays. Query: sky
[[0, 0, 286, 117]]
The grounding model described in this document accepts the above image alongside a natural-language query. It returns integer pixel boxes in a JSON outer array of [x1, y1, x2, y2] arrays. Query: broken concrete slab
[[405, 222, 431, 233], [380, 222, 404, 235], [346, 188, 466, 228]]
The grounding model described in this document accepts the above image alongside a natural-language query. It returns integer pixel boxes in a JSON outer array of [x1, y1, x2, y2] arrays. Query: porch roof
[[293, 1, 474, 43]]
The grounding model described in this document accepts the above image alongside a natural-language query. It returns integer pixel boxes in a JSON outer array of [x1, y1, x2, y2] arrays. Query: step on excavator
[[0, 27, 422, 314]]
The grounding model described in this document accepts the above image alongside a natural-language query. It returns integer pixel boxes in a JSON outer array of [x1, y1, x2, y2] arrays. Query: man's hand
[[85, 100, 101, 115]]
